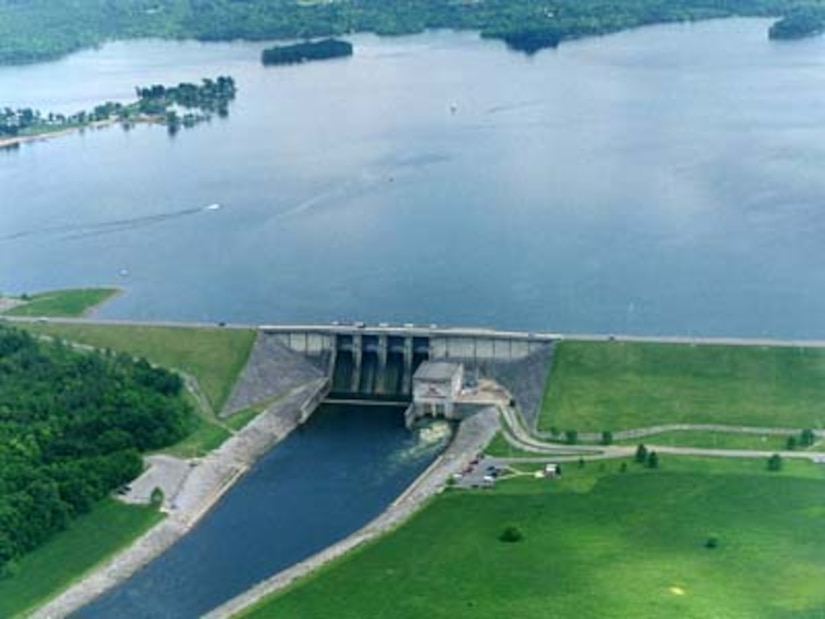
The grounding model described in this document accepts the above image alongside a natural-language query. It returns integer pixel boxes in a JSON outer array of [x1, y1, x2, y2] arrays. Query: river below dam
[[3, 19, 825, 338], [72, 404, 451, 619]]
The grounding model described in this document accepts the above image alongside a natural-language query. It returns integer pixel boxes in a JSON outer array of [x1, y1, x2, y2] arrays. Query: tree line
[[0, 76, 235, 139], [0, 325, 193, 578], [0, 103, 126, 138], [0, 0, 821, 66], [135, 76, 235, 114]]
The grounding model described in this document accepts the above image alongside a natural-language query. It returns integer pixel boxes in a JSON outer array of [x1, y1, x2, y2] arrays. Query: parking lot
[[452, 456, 510, 489]]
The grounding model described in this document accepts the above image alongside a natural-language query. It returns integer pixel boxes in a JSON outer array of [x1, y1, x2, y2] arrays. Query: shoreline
[[29, 378, 329, 619], [0, 119, 119, 150], [82, 287, 123, 318], [0, 287, 123, 319], [0, 116, 165, 150]]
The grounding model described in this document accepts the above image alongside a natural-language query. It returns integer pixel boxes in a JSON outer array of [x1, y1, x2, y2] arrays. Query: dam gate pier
[[259, 324, 557, 425]]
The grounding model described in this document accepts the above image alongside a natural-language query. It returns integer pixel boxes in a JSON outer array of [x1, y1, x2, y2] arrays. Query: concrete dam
[[258, 324, 558, 425]]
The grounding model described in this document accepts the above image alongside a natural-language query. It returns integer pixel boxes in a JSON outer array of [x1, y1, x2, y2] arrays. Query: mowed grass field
[[539, 340, 825, 433], [617, 430, 822, 452], [242, 458, 825, 619], [3, 288, 119, 317], [0, 499, 162, 618], [17, 322, 256, 411]]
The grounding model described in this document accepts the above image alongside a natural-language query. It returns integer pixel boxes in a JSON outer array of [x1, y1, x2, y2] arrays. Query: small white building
[[411, 361, 464, 419]]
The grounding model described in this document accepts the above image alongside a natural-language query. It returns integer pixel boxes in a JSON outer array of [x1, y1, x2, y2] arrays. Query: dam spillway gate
[[259, 324, 558, 414]]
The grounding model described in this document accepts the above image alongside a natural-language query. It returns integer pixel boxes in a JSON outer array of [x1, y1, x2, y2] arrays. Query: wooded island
[[262, 39, 353, 66]]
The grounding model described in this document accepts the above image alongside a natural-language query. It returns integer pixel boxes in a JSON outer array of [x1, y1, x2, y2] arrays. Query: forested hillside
[[0, 325, 192, 577], [0, 0, 821, 65]]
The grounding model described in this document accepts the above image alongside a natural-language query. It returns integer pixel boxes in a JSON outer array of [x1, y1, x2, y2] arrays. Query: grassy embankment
[[484, 432, 545, 458], [18, 321, 257, 456], [616, 430, 817, 451], [2, 287, 119, 317], [539, 340, 825, 449], [483, 432, 600, 459], [0, 499, 162, 619], [241, 456, 825, 619]]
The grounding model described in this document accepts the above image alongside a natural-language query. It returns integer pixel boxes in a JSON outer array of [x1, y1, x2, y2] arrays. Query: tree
[[767, 453, 783, 472], [646, 451, 659, 469], [499, 525, 524, 543], [786, 435, 797, 451], [0, 323, 193, 575], [800, 429, 816, 447], [635, 444, 648, 464], [601, 431, 613, 446], [150, 487, 164, 506], [565, 430, 578, 445]]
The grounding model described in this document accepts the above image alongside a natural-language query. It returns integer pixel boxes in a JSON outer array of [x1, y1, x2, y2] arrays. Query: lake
[[2, 19, 825, 337]]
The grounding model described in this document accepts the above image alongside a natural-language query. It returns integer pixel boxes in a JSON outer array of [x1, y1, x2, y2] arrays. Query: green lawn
[[3, 288, 119, 317], [242, 457, 825, 619], [618, 430, 815, 451], [483, 432, 599, 459], [484, 431, 543, 458], [161, 396, 276, 457], [161, 412, 232, 458], [0, 499, 162, 619], [17, 322, 256, 411], [540, 340, 825, 433], [225, 403, 269, 431]]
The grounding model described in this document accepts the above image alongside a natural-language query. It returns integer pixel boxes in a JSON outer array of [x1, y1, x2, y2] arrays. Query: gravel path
[[560, 423, 825, 443], [496, 401, 825, 463], [0, 297, 24, 312], [202, 407, 500, 619], [30, 378, 328, 619]]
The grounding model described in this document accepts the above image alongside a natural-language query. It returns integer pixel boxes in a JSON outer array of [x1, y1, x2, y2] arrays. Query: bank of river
[[68, 402, 452, 619]]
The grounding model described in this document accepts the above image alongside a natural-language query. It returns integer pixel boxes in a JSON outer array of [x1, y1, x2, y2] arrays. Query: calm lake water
[[3, 19, 825, 337], [74, 405, 451, 618]]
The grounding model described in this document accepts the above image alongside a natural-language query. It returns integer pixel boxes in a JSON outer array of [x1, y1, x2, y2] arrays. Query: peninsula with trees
[[768, 7, 825, 39], [262, 39, 353, 66], [0, 76, 236, 148]]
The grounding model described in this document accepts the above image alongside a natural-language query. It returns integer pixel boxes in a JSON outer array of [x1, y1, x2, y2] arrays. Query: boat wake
[[0, 203, 223, 243], [271, 153, 450, 222]]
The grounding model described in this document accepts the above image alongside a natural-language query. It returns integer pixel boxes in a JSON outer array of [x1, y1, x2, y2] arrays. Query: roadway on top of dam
[[8, 315, 825, 349]]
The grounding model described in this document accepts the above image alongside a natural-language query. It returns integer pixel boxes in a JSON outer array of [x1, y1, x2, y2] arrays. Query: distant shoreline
[[0, 119, 134, 150], [0, 117, 166, 150], [0, 287, 122, 318]]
